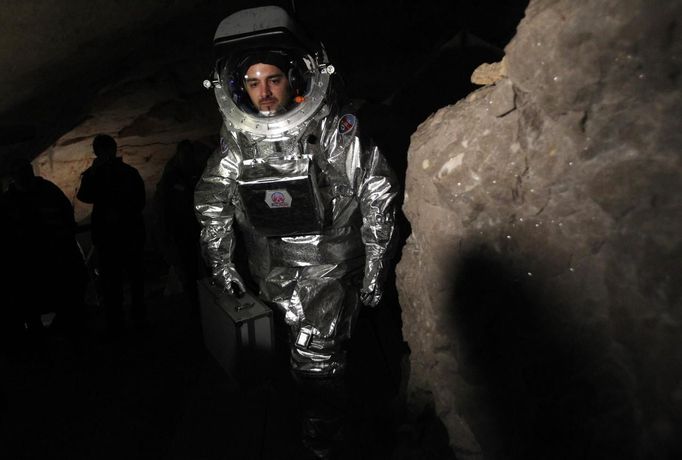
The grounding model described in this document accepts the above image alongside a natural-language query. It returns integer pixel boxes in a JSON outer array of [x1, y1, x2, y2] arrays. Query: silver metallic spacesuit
[[195, 6, 397, 379]]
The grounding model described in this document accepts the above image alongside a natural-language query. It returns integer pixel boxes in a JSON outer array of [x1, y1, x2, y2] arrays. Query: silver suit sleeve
[[357, 140, 399, 307], [194, 133, 245, 291]]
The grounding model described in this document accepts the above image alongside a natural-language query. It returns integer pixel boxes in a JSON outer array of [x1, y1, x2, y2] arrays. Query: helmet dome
[[209, 6, 334, 139]]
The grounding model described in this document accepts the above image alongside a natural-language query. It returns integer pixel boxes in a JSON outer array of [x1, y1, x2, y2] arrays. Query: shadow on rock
[[448, 244, 638, 460]]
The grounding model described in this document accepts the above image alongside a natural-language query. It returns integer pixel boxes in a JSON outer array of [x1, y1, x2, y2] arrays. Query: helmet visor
[[217, 49, 313, 117]]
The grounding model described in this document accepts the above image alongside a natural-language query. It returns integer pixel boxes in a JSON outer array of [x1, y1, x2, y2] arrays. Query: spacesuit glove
[[215, 265, 246, 297], [360, 286, 382, 307]]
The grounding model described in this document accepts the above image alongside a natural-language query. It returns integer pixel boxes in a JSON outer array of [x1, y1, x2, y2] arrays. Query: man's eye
[[270, 78, 281, 85], [248, 81, 258, 88]]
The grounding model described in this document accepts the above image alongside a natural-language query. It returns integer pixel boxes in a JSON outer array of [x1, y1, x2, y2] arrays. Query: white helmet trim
[[214, 63, 332, 139]]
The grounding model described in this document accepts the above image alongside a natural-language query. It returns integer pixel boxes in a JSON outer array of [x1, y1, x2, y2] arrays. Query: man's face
[[244, 63, 291, 115]]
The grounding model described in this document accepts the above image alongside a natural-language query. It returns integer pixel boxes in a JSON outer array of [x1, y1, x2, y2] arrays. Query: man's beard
[[258, 93, 292, 116], [258, 100, 283, 117]]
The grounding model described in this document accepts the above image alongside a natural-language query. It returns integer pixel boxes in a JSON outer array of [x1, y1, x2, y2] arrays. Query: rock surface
[[32, 55, 220, 222], [397, 0, 682, 458]]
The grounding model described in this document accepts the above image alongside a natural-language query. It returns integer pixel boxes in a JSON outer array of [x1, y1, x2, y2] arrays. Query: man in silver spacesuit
[[195, 6, 398, 456]]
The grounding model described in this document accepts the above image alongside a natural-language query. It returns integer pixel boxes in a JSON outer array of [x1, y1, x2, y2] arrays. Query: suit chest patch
[[338, 114, 356, 135]]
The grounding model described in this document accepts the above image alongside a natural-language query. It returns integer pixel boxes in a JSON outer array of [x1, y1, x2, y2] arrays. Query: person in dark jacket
[[154, 139, 210, 317], [77, 134, 146, 335], [1, 158, 87, 341]]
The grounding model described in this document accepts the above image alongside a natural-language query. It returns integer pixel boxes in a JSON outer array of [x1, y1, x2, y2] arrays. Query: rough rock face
[[396, 0, 682, 458]]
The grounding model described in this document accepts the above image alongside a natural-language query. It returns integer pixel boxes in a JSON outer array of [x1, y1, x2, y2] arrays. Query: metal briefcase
[[198, 278, 274, 384]]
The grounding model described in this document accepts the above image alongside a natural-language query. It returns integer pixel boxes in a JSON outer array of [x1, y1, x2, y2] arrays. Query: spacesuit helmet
[[209, 6, 334, 137]]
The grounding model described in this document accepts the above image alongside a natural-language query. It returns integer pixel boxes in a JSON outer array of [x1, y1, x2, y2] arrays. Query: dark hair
[[92, 134, 117, 158]]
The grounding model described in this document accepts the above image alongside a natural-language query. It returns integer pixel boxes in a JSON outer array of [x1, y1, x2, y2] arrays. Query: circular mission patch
[[338, 114, 356, 135]]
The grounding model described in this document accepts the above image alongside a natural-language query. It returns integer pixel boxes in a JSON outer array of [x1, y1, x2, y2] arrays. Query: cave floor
[[0, 248, 424, 460]]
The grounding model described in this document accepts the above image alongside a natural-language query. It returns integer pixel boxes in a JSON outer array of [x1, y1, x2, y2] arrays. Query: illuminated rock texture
[[32, 58, 220, 222], [397, 0, 682, 458]]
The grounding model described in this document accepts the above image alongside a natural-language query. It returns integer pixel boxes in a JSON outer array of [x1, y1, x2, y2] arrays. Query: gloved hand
[[360, 286, 382, 307], [216, 265, 246, 297]]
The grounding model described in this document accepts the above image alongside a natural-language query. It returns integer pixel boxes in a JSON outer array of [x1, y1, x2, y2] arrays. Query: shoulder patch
[[338, 114, 357, 135]]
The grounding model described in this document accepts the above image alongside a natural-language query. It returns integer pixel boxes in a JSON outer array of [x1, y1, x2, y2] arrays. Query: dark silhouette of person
[[0, 158, 87, 344], [76, 134, 146, 336], [153, 139, 210, 317]]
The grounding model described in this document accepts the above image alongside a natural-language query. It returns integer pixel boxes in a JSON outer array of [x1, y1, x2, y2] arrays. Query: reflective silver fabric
[[237, 156, 324, 237], [195, 107, 397, 374]]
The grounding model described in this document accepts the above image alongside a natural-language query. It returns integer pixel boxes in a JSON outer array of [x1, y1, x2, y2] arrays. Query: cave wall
[[396, 0, 682, 458], [32, 53, 220, 223], [0, 0, 202, 117]]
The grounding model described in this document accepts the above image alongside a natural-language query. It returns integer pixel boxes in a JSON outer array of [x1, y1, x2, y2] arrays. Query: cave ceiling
[[0, 0, 528, 173]]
